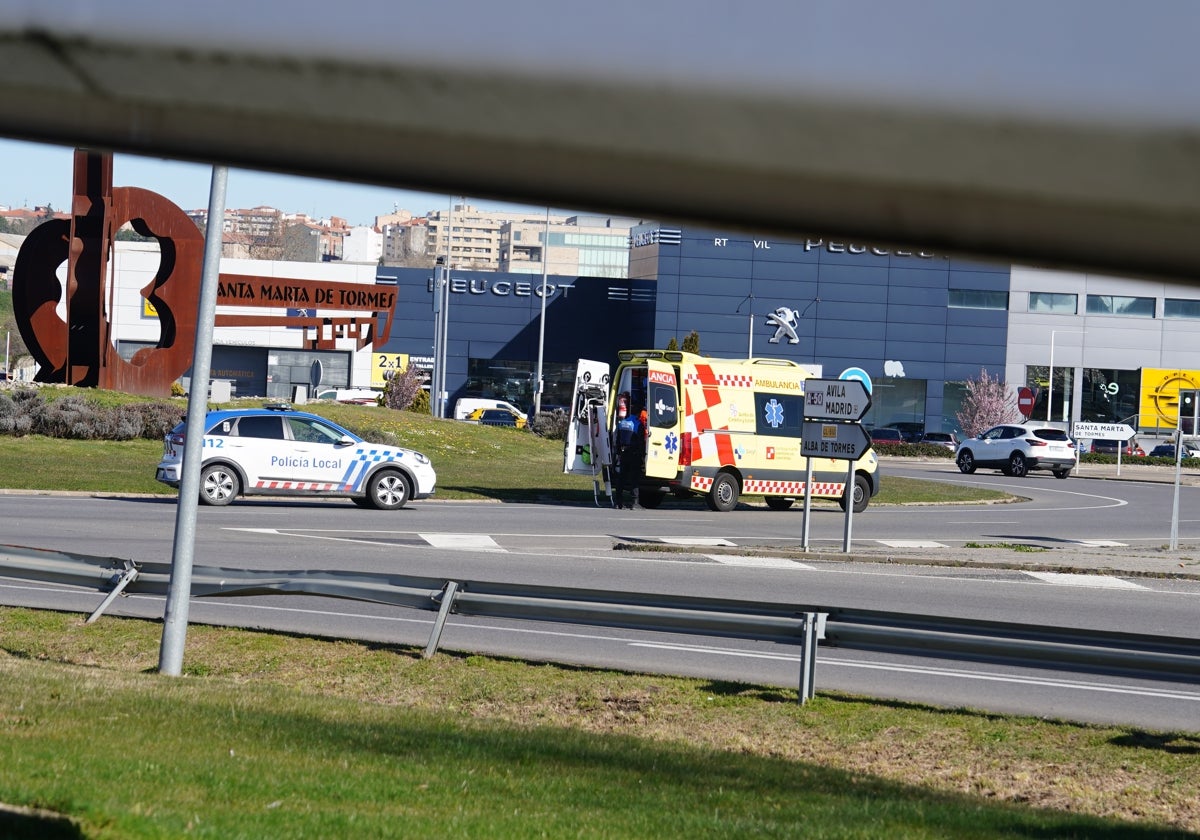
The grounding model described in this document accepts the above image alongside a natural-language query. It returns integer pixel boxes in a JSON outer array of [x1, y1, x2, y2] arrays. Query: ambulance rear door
[[644, 359, 680, 480], [563, 359, 610, 475]]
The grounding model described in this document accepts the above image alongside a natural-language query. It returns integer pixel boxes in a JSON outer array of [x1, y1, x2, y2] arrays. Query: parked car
[[155, 403, 437, 508], [919, 431, 958, 451], [884, 422, 925, 443], [1090, 438, 1145, 457], [870, 428, 906, 447], [954, 423, 1077, 478], [466, 407, 527, 428], [1147, 441, 1200, 459]]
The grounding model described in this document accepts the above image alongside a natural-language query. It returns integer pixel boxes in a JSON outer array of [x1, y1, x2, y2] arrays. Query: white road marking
[[419, 533, 505, 552], [1023, 571, 1146, 589], [1071, 539, 1128, 547], [703, 555, 816, 569], [659, 537, 737, 546], [876, 539, 948, 548]]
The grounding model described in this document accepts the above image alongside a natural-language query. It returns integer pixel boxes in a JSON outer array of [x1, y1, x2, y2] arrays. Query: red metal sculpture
[[13, 151, 396, 397]]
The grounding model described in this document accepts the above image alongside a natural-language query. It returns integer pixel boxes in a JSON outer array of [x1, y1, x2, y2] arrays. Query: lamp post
[[1046, 330, 1083, 424], [534, 206, 551, 416], [736, 293, 754, 359]]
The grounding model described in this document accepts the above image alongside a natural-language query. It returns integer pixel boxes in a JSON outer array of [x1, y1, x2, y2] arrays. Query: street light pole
[[534, 206, 550, 416], [1047, 329, 1083, 424], [736, 293, 754, 359]]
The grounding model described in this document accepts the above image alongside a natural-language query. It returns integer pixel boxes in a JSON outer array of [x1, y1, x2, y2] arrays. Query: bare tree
[[956, 368, 1022, 437]]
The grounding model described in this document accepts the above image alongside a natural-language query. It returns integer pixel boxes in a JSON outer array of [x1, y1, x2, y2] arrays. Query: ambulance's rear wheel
[[706, 471, 740, 512], [637, 489, 665, 509], [838, 474, 871, 514], [765, 497, 794, 511]]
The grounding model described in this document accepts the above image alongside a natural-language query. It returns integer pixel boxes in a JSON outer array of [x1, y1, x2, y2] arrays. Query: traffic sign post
[[1072, 422, 1135, 440], [801, 421, 872, 460], [804, 378, 871, 421], [801, 381, 873, 553], [1017, 386, 1035, 418]]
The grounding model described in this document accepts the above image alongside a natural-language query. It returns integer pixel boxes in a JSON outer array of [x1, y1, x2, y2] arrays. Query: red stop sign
[[1017, 387, 1035, 417]]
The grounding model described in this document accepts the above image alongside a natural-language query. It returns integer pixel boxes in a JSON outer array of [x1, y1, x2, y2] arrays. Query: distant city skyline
[[0, 138, 545, 227]]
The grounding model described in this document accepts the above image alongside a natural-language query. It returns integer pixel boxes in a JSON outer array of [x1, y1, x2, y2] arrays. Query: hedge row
[[0, 390, 182, 441]]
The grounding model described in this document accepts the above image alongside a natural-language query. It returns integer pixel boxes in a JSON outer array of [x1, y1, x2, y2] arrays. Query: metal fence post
[[798, 611, 821, 703], [423, 581, 461, 659]]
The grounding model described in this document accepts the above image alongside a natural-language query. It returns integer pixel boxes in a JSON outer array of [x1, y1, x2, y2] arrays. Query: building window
[[948, 289, 1008, 310], [1029, 292, 1077, 314], [1164, 298, 1200, 319], [1086, 294, 1155, 317]]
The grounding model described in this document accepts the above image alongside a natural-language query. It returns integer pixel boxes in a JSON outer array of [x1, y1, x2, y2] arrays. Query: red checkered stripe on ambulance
[[742, 479, 845, 495], [683, 364, 751, 466]]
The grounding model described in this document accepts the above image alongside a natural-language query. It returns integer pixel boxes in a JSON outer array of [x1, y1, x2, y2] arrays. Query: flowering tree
[[382, 364, 425, 411], [955, 368, 1023, 437]]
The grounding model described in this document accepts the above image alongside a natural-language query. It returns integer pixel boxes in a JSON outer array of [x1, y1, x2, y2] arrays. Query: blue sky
[[0, 138, 539, 227]]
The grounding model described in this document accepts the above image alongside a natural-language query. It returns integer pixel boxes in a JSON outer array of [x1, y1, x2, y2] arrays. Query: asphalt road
[[2, 464, 1198, 731]]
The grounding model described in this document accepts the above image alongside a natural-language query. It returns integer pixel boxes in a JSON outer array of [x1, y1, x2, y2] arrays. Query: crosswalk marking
[[703, 555, 815, 569], [1023, 571, 1146, 589], [876, 539, 948, 549], [419, 533, 505, 552]]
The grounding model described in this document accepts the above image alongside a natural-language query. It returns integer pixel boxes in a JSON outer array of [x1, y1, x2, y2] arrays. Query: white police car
[[155, 404, 436, 509]]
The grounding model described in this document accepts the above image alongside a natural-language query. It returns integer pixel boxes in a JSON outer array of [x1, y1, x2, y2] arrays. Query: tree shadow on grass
[[1110, 730, 1200, 755], [0, 806, 84, 840]]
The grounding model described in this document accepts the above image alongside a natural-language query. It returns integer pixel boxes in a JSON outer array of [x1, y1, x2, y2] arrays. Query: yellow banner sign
[[371, 353, 408, 389], [1139, 368, 1200, 430]]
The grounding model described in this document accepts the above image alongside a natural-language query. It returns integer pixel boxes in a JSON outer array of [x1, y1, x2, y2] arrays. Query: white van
[[315, 388, 380, 405], [454, 398, 528, 421]]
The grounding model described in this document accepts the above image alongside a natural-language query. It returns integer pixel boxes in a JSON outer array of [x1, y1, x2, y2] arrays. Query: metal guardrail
[[2, 544, 1197, 702]]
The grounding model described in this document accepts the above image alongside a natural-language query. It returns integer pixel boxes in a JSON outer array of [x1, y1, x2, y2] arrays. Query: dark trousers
[[615, 446, 643, 508]]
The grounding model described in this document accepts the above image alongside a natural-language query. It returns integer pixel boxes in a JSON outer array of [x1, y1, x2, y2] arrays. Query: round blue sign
[[839, 367, 873, 394]]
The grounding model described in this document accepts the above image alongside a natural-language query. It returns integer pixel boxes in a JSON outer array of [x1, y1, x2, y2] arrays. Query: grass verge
[[1, 607, 1197, 839], [0, 393, 1014, 506]]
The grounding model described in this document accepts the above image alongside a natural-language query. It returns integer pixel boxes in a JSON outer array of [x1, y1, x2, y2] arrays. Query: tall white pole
[[1046, 333, 1055, 424], [159, 165, 227, 677], [438, 198, 455, 418], [534, 206, 550, 416]]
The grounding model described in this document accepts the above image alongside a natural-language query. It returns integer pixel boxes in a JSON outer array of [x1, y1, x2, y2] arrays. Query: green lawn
[[2, 607, 1195, 839], [0, 393, 1010, 506]]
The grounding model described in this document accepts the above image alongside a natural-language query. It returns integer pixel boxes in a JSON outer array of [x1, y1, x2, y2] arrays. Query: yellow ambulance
[[565, 350, 879, 512]]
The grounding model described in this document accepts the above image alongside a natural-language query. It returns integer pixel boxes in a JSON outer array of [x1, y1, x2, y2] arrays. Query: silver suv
[[954, 424, 1077, 479]]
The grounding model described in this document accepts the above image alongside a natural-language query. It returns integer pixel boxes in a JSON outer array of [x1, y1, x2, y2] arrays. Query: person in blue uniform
[[613, 397, 645, 509]]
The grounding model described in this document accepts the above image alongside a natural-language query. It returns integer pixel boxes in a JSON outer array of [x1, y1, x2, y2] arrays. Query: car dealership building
[[104, 225, 1200, 438]]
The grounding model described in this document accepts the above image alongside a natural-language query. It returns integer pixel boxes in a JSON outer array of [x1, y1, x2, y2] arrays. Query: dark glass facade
[[631, 226, 1011, 433], [375, 267, 656, 414], [369, 226, 1011, 431]]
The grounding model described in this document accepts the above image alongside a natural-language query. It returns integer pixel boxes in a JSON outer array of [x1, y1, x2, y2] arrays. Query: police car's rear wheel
[[367, 469, 411, 510], [706, 471, 740, 512], [199, 464, 239, 506], [765, 497, 794, 511]]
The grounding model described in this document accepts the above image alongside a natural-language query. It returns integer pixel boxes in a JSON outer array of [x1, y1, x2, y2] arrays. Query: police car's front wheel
[[199, 464, 239, 506], [367, 469, 411, 510]]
